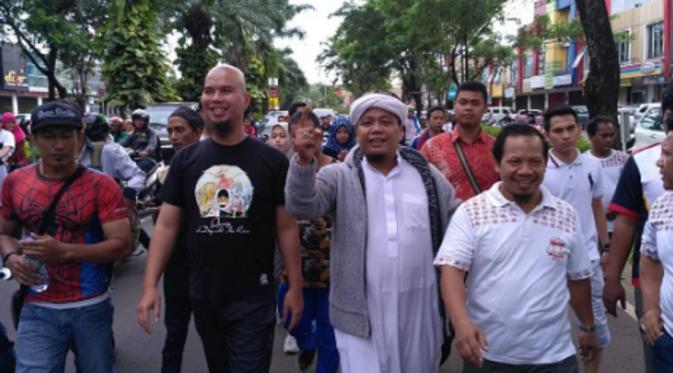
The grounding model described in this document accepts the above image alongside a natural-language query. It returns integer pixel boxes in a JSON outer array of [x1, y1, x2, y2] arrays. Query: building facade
[[486, 0, 672, 109]]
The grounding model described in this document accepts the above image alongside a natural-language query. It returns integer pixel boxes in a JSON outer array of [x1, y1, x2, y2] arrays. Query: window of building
[[510, 60, 518, 83], [537, 46, 545, 75], [647, 22, 664, 60], [524, 55, 533, 78], [615, 30, 630, 64]]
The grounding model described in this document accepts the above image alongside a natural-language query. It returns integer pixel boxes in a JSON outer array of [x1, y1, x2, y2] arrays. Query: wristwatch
[[601, 242, 611, 254], [578, 322, 596, 333]]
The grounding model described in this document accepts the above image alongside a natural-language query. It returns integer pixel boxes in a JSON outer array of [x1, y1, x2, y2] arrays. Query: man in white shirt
[[584, 116, 629, 236], [286, 93, 459, 373], [640, 132, 673, 371], [435, 124, 597, 372], [542, 105, 610, 373]]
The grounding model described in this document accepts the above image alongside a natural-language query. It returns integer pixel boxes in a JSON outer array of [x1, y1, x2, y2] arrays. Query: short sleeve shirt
[[609, 143, 665, 281], [420, 129, 499, 201], [641, 191, 673, 336], [584, 150, 629, 232], [543, 151, 604, 262], [1, 165, 128, 303], [434, 183, 590, 365], [160, 137, 289, 303]]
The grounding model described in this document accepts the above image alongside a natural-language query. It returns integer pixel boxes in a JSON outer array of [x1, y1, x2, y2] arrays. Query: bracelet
[[2, 252, 16, 264], [578, 323, 596, 333]]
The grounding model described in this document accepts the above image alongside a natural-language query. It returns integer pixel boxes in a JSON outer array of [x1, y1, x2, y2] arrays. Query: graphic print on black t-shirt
[[194, 165, 254, 235], [160, 137, 289, 303]]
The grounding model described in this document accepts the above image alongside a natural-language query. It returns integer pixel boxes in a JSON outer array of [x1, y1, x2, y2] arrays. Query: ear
[[492, 157, 500, 174]]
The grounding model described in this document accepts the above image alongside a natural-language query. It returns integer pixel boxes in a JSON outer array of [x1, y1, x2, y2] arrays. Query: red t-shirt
[[421, 128, 499, 201], [1, 165, 128, 303]]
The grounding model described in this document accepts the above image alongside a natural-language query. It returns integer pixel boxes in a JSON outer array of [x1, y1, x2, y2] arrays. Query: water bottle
[[20, 236, 48, 293]]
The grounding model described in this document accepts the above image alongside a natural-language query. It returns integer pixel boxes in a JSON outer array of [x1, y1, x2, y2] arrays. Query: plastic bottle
[[20, 236, 48, 293]]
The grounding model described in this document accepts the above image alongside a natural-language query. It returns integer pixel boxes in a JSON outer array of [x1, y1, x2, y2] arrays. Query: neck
[[365, 153, 398, 176], [40, 160, 79, 180], [591, 147, 612, 158], [551, 147, 578, 164], [211, 127, 247, 146], [457, 124, 481, 143], [428, 127, 443, 137]]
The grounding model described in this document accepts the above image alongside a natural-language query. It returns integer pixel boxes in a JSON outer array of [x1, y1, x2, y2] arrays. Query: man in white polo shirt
[[584, 115, 629, 238], [435, 124, 597, 372], [542, 105, 610, 373]]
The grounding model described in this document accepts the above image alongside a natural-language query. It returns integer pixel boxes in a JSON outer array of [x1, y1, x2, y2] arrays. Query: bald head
[[206, 63, 246, 91]]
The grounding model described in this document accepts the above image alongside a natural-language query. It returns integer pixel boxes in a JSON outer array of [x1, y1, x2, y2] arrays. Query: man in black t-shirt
[[137, 63, 304, 373]]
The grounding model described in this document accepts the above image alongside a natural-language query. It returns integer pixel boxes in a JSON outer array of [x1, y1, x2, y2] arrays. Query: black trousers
[[463, 355, 578, 373], [191, 299, 275, 373], [161, 295, 192, 373]]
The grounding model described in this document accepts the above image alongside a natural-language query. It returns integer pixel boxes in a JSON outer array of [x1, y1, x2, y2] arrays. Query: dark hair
[[288, 102, 308, 118], [288, 111, 320, 135], [543, 104, 578, 132], [586, 115, 614, 136], [169, 107, 204, 131], [455, 81, 488, 103], [427, 105, 446, 118], [492, 124, 549, 163]]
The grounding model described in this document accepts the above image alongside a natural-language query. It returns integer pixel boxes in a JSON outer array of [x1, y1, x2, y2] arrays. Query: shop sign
[[553, 74, 572, 87]]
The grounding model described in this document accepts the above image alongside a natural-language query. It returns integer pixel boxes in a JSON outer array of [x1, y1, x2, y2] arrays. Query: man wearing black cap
[[0, 101, 131, 373]]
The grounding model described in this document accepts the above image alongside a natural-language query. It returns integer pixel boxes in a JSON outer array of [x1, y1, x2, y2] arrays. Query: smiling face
[[200, 66, 251, 137], [355, 108, 403, 161], [495, 134, 546, 204]]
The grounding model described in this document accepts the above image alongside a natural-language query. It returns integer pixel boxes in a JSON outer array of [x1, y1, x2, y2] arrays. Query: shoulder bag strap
[[453, 140, 482, 195], [37, 165, 86, 235]]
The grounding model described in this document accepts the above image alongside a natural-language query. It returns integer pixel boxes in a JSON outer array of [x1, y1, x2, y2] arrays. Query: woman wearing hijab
[[322, 116, 355, 161], [2, 113, 28, 172]]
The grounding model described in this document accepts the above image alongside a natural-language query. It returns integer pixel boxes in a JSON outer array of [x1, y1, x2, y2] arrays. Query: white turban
[[349, 93, 407, 127]]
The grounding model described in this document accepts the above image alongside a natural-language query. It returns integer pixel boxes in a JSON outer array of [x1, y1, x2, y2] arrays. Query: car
[[514, 109, 543, 127], [488, 107, 514, 123], [144, 102, 198, 161], [260, 110, 289, 139], [632, 104, 664, 150], [313, 108, 336, 121], [572, 105, 590, 127]]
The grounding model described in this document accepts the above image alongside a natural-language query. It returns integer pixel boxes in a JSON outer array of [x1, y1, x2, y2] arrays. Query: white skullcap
[[349, 93, 407, 127]]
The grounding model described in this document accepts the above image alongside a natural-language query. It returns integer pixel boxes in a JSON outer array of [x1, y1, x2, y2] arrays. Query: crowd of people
[[0, 62, 671, 373]]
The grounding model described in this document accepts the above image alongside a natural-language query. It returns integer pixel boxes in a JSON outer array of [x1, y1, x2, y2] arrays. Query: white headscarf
[[349, 93, 407, 127]]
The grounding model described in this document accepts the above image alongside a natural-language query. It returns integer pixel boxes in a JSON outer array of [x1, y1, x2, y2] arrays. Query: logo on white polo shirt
[[546, 237, 569, 261]]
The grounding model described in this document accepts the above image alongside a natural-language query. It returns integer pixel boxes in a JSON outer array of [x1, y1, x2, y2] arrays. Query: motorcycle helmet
[[131, 109, 150, 128], [84, 113, 110, 140]]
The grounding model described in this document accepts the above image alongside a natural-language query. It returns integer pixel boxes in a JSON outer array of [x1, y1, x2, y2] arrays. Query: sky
[[274, 0, 347, 85]]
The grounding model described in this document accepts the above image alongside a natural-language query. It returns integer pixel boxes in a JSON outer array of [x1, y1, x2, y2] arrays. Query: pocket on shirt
[[402, 193, 428, 230]]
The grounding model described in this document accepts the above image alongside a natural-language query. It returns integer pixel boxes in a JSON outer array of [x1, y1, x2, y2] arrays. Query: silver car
[[632, 104, 664, 150]]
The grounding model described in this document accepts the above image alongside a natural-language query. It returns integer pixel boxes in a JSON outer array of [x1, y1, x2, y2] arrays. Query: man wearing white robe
[[285, 93, 459, 372]]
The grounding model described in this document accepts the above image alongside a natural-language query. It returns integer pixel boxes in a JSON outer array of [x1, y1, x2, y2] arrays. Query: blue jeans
[[15, 299, 115, 373], [653, 330, 673, 373], [277, 283, 339, 373]]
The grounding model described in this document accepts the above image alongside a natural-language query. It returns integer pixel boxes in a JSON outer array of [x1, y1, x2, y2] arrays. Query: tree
[[160, 0, 310, 106], [575, 0, 620, 142], [0, 0, 108, 100], [98, 0, 176, 110]]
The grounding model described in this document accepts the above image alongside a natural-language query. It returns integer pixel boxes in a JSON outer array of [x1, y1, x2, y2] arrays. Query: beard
[[211, 120, 234, 137], [512, 192, 534, 204]]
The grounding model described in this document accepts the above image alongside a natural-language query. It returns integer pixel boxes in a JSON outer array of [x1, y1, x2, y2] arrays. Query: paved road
[[0, 218, 648, 372]]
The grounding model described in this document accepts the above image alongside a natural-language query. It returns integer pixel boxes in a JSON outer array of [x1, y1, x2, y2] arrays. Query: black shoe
[[296, 350, 316, 371]]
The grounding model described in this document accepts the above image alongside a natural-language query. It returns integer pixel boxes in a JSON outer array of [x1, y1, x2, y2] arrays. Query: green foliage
[[320, 0, 507, 109], [98, 0, 177, 109], [516, 14, 584, 51], [0, 0, 108, 99], [481, 125, 591, 152]]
